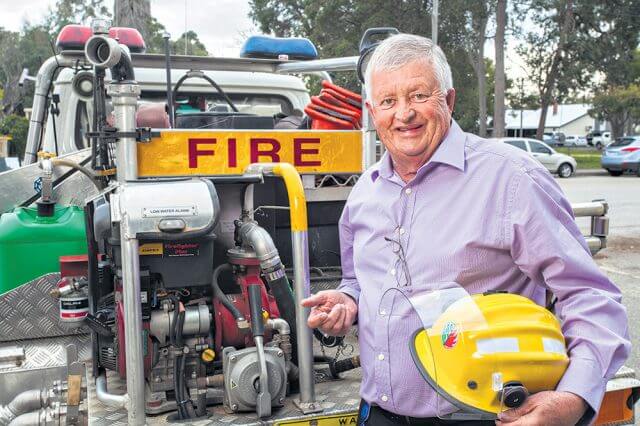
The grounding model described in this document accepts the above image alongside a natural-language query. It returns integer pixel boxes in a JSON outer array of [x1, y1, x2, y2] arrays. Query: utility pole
[[519, 78, 524, 137], [432, 0, 439, 45]]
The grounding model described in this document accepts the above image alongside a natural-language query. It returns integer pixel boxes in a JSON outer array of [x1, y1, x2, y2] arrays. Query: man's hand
[[301, 290, 358, 336], [496, 391, 587, 426]]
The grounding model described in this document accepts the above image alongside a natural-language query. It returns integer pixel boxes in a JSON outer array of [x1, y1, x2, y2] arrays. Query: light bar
[[56, 25, 93, 51], [241, 35, 318, 60], [55, 24, 146, 53]]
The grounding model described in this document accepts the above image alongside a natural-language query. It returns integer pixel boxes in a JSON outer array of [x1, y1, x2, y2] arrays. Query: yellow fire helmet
[[404, 288, 569, 419]]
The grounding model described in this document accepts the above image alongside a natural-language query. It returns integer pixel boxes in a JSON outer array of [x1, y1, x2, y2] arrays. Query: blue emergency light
[[240, 35, 318, 60]]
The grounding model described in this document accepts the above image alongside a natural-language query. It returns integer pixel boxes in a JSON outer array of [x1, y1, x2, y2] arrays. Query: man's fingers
[[307, 309, 328, 328], [329, 305, 347, 334], [301, 293, 327, 308], [497, 400, 536, 423]]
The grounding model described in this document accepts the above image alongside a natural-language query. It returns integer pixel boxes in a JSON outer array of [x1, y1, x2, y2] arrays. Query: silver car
[[495, 137, 578, 178], [600, 136, 640, 176]]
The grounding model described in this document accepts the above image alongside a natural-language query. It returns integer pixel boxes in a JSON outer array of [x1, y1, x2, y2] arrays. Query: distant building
[[503, 103, 609, 138]]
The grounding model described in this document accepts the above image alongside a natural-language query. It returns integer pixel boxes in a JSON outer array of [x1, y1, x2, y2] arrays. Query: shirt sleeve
[[336, 202, 361, 304], [507, 167, 631, 422]]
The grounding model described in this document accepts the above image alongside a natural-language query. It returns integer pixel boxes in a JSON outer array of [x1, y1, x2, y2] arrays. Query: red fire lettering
[[228, 138, 237, 167], [250, 138, 281, 163], [293, 138, 322, 166], [188, 138, 217, 168]]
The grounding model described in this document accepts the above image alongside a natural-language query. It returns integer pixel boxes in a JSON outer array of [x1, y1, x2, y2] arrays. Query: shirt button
[[379, 309, 386, 316], [399, 228, 406, 235], [378, 353, 385, 361], [381, 394, 389, 402], [390, 268, 396, 276], [405, 188, 412, 195]]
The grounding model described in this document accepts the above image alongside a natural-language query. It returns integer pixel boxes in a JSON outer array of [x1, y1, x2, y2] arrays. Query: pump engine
[[84, 177, 298, 419]]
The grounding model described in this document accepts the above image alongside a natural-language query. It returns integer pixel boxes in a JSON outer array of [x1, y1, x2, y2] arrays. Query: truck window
[[142, 91, 294, 117]]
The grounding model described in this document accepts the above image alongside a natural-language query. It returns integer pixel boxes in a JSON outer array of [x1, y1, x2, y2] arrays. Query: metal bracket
[[293, 398, 324, 414], [86, 127, 160, 143], [66, 344, 85, 425]]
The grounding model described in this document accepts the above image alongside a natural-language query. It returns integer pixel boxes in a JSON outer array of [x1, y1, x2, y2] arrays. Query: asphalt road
[[557, 175, 640, 379]]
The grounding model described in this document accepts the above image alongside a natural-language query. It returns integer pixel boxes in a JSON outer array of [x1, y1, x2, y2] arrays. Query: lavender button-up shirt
[[337, 121, 630, 421]]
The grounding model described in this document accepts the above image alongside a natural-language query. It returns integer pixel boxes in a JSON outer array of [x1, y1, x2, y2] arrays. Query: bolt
[[154, 376, 161, 383], [467, 380, 478, 390], [277, 351, 283, 357], [231, 403, 238, 411], [308, 403, 315, 410], [279, 397, 285, 404], [191, 371, 197, 379], [230, 355, 237, 362]]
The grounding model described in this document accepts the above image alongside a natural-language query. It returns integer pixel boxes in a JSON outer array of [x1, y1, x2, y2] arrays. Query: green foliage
[[0, 114, 29, 158], [249, 0, 483, 132], [43, 0, 111, 35], [589, 85, 640, 138], [172, 31, 208, 56]]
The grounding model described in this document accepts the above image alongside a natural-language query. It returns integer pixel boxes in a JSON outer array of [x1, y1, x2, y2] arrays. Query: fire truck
[[0, 21, 636, 425]]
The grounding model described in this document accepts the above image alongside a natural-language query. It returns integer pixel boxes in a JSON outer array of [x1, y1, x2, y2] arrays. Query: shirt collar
[[370, 120, 466, 183]]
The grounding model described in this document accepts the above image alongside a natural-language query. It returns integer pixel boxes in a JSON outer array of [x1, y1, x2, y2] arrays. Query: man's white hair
[[364, 34, 453, 100]]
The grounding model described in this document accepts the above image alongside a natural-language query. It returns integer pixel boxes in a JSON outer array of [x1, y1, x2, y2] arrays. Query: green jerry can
[[0, 205, 87, 294]]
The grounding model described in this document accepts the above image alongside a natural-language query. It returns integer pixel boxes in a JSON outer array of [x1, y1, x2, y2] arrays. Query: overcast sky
[[0, 0, 530, 82], [0, 0, 257, 56]]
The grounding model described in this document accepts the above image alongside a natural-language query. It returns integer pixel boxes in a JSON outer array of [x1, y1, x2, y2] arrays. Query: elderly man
[[301, 34, 630, 425]]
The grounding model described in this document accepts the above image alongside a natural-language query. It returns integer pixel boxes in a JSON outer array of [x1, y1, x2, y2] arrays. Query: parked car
[[621, 149, 640, 177], [600, 136, 640, 176], [495, 137, 577, 177], [564, 135, 588, 147], [543, 131, 566, 146], [586, 130, 611, 149]]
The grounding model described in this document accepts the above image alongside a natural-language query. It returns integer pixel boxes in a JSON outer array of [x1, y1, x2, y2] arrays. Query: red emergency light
[[56, 24, 146, 53], [108, 27, 146, 53]]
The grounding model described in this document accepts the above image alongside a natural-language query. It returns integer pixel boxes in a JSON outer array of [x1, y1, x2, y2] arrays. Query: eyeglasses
[[374, 92, 431, 111], [384, 235, 412, 287]]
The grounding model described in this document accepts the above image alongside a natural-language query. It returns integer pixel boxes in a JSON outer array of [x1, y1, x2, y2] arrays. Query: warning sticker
[[164, 242, 200, 257], [139, 243, 163, 256]]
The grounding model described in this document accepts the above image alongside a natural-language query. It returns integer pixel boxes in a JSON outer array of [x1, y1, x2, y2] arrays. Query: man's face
[[366, 59, 456, 166]]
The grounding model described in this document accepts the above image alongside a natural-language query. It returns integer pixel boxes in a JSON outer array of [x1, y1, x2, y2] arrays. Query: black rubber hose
[[248, 285, 265, 337], [212, 264, 244, 321], [173, 355, 185, 419], [268, 274, 298, 364], [180, 352, 197, 418]]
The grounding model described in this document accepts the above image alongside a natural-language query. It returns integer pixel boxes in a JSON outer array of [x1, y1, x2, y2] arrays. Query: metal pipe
[[237, 221, 282, 270], [291, 230, 315, 404], [7, 410, 46, 426], [120, 235, 145, 425], [361, 87, 377, 168], [107, 84, 141, 184], [242, 162, 319, 412], [571, 201, 607, 217], [267, 318, 291, 335], [24, 55, 79, 165], [276, 56, 358, 74], [584, 236, 605, 254], [163, 32, 175, 127], [95, 372, 127, 408], [0, 389, 49, 426]]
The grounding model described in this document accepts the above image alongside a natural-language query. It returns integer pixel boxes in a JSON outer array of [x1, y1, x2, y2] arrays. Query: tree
[[172, 31, 208, 56], [44, 0, 111, 35], [493, 0, 507, 137], [517, 0, 577, 141], [454, 1, 494, 137], [589, 85, 640, 138], [114, 0, 151, 42], [0, 114, 29, 158]]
